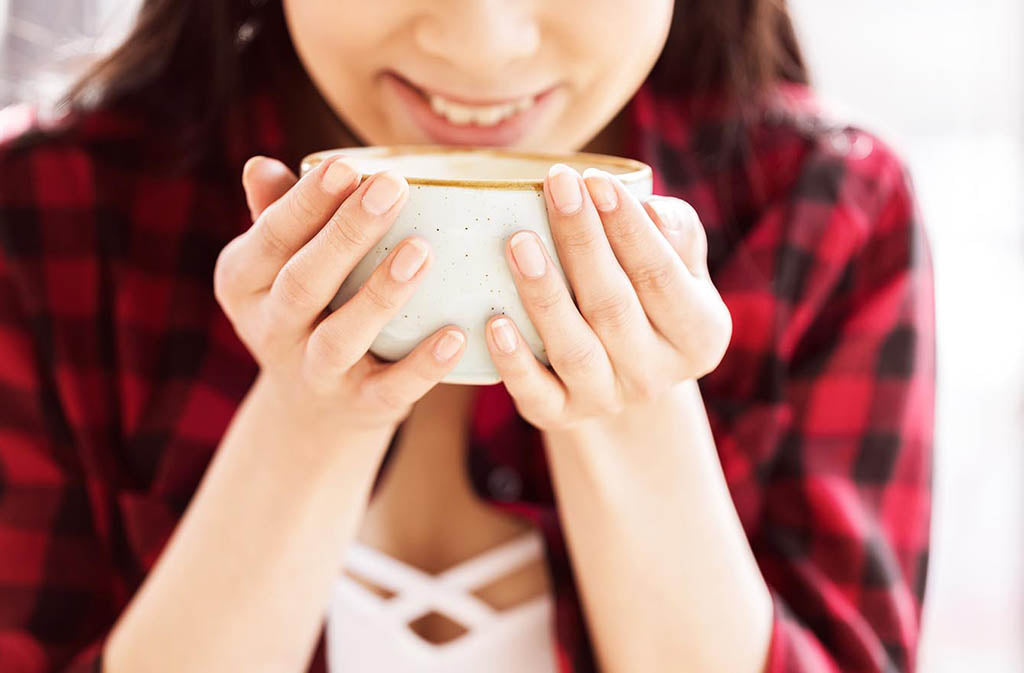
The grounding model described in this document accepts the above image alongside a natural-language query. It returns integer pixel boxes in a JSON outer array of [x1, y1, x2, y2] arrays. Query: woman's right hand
[[213, 154, 466, 435]]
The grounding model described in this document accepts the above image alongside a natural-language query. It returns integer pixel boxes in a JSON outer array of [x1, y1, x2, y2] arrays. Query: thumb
[[242, 155, 298, 221]]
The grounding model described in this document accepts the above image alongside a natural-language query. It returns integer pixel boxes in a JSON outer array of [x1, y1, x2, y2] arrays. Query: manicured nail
[[390, 239, 429, 282], [547, 163, 583, 214], [322, 158, 358, 195], [582, 168, 619, 212], [649, 199, 681, 230], [362, 171, 405, 215], [491, 318, 517, 354], [509, 231, 547, 278], [433, 330, 465, 361]]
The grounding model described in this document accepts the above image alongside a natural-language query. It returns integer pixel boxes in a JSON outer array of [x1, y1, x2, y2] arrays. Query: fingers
[[543, 164, 648, 342], [504, 229, 617, 400], [542, 163, 663, 393], [301, 235, 432, 388], [484, 315, 568, 427], [237, 154, 362, 295], [642, 196, 709, 279], [581, 172, 729, 376], [580, 170, 701, 346], [242, 156, 297, 221], [357, 326, 467, 409], [267, 169, 409, 328]]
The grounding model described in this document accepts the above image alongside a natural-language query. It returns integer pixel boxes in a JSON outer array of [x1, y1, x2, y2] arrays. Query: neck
[[374, 384, 480, 502]]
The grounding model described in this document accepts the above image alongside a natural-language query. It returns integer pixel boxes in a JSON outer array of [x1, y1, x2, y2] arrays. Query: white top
[[326, 529, 559, 673]]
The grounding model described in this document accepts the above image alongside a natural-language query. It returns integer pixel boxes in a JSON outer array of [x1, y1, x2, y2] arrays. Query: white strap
[[342, 530, 545, 629], [439, 530, 545, 591]]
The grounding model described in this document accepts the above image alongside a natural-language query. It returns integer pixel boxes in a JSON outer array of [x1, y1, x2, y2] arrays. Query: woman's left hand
[[485, 163, 732, 431]]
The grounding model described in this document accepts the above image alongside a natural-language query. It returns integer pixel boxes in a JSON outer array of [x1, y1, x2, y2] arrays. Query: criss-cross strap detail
[[343, 529, 547, 628]]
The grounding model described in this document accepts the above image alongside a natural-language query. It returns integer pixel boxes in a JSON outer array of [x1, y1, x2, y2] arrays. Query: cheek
[[550, 1, 672, 137], [575, 0, 672, 76], [283, 0, 382, 83], [282, 0, 389, 130], [550, 0, 672, 104]]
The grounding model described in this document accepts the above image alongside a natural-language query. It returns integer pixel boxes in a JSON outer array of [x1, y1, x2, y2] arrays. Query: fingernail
[[491, 318, 517, 354], [433, 330, 465, 362], [362, 171, 405, 215], [390, 239, 429, 282], [649, 199, 681, 230], [582, 168, 618, 212], [322, 158, 358, 195], [547, 163, 583, 214], [510, 231, 546, 278]]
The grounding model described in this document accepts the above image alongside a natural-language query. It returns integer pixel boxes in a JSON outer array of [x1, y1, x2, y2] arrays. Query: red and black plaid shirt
[[0, 78, 934, 673]]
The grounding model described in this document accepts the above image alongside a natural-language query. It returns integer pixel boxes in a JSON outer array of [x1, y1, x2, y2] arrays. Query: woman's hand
[[484, 163, 731, 431], [215, 154, 466, 434]]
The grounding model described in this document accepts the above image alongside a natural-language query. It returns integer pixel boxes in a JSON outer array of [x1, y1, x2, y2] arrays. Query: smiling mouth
[[389, 72, 553, 128]]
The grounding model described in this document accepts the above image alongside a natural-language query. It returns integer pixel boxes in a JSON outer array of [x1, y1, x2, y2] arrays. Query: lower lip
[[384, 73, 559, 146]]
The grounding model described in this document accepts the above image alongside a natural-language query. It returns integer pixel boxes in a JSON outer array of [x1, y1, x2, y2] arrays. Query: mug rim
[[299, 145, 652, 191]]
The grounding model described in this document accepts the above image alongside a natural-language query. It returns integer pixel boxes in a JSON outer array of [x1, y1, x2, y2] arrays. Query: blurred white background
[[2, 1, 1022, 671]]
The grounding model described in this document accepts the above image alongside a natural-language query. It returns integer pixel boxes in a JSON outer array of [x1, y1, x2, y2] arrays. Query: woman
[[0, 1, 935, 672]]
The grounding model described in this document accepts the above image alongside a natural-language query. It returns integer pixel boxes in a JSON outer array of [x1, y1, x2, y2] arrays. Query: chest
[[349, 387, 554, 645]]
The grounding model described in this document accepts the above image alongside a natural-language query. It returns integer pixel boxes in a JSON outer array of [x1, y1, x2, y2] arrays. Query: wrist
[[546, 379, 700, 444], [232, 371, 396, 482]]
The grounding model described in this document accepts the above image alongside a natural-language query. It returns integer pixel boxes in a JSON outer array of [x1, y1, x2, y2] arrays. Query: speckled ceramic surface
[[301, 146, 653, 385]]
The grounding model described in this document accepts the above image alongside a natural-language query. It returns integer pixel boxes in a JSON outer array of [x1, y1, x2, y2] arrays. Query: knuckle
[[254, 217, 292, 259], [285, 183, 320, 224], [358, 278, 398, 312], [408, 356, 445, 389], [610, 217, 649, 250], [307, 322, 354, 375], [511, 397, 553, 429], [627, 372, 664, 403], [504, 380, 559, 427], [273, 262, 318, 310], [360, 376, 409, 413], [250, 310, 290, 358], [494, 363, 535, 398], [324, 209, 371, 253], [552, 341, 599, 372], [300, 356, 337, 396], [630, 262, 678, 294], [581, 293, 634, 330], [559, 226, 600, 254], [527, 284, 565, 315]]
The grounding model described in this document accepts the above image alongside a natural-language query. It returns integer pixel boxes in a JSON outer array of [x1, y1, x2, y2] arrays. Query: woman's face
[[282, 0, 673, 152]]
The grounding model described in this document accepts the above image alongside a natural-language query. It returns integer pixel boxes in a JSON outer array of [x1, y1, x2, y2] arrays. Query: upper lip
[[388, 71, 558, 106]]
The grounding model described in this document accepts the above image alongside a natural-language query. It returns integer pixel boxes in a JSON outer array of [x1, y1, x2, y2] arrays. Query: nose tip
[[414, 9, 540, 71]]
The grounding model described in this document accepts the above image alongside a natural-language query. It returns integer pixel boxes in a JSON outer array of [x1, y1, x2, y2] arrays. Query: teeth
[[428, 93, 535, 127]]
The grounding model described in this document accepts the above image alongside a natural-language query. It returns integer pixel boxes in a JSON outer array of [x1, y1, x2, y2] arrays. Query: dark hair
[[62, 0, 807, 167]]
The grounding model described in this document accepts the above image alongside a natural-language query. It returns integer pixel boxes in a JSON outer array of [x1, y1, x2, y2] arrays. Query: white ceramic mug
[[300, 146, 653, 385]]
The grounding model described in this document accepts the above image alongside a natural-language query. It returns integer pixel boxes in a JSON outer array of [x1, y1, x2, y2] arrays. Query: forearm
[[543, 379, 773, 673], [103, 371, 392, 673]]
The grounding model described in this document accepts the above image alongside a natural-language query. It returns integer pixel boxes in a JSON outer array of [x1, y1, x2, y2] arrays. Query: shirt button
[[487, 465, 523, 502]]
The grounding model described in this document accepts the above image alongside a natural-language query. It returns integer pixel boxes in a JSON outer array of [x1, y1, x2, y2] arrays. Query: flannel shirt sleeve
[[753, 137, 935, 672], [0, 137, 113, 673]]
